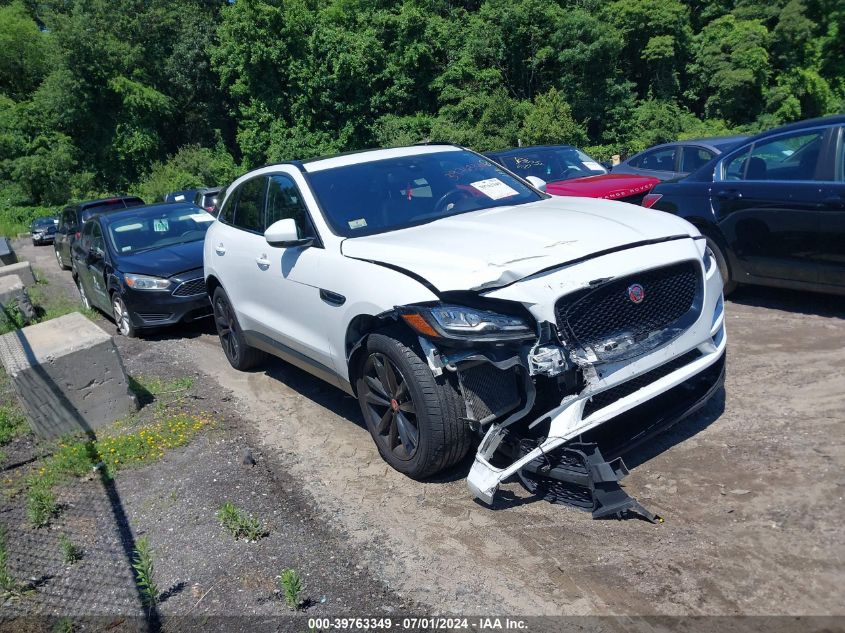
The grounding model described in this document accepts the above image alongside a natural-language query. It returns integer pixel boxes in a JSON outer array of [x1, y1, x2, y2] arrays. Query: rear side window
[[266, 174, 315, 239], [680, 147, 714, 172], [723, 129, 824, 181], [638, 147, 676, 172], [232, 176, 266, 233]]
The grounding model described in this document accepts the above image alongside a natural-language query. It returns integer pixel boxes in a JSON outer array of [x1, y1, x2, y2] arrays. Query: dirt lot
[[8, 238, 845, 621]]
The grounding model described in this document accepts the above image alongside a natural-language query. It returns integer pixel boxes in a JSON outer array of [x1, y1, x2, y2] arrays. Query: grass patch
[[278, 568, 305, 610], [0, 404, 28, 445], [26, 484, 58, 527], [0, 279, 98, 336], [59, 534, 80, 565], [26, 412, 212, 492], [18, 412, 212, 529], [131, 537, 159, 608], [0, 526, 17, 595], [217, 502, 267, 541]]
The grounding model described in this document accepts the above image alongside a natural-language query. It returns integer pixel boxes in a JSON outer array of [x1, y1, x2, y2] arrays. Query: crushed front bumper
[[464, 238, 727, 505]]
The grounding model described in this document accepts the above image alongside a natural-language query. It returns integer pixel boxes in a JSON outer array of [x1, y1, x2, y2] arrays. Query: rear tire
[[212, 287, 264, 370], [356, 331, 472, 479], [705, 235, 736, 296]]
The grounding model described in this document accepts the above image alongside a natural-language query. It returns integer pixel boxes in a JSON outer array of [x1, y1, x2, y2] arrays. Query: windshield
[[107, 206, 214, 254], [32, 218, 55, 228], [308, 150, 542, 237], [496, 148, 607, 183]]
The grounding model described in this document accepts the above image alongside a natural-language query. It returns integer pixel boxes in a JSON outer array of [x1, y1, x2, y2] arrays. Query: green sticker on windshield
[[153, 219, 169, 232]]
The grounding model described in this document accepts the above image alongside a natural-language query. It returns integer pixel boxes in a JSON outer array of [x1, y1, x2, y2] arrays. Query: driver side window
[[90, 222, 105, 255], [79, 221, 93, 251], [266, 174, 316, 239]]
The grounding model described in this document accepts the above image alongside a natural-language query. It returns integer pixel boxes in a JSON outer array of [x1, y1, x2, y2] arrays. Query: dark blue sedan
[[642, 115, 845, 296], [613, 135, 748, 181], [71, 202, 214, 336]]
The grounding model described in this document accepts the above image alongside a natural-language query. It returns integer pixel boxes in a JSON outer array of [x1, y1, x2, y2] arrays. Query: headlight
[[124, 273, 171, 291], [399, 303, 534, 342]]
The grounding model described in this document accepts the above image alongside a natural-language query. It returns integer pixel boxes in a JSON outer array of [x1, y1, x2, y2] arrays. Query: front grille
[[172, 278, 206, 297], [555, 261, 700, 358], [457, 362, 521, 424], [582, 349, 702, 418]]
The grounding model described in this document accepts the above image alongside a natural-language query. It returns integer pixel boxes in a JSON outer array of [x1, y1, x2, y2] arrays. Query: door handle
[[716, 189, 742, 201], [255, 255, 270, 269], [821, 195, 845, 208], [215, 243, 226, 255]]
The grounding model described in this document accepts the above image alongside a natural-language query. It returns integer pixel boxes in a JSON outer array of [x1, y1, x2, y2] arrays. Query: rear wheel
[[212, 287, 264, 370], [356, 332, 471, 479], [705, 235, 736, 296]]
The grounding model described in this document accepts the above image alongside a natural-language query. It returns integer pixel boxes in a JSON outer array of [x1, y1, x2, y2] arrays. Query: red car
[[486, 145, 659, 204]]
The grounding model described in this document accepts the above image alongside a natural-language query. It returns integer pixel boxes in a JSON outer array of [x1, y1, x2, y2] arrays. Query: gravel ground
[[1, 238, 843, 630], [0, 241, 422, 632]]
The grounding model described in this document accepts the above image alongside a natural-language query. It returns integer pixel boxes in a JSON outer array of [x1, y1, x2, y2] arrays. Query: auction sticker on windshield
[[470, 178, 518, 200]]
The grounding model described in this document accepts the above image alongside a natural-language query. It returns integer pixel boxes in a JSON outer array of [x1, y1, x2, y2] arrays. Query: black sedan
[[30, 217, 58, 245], [642, 114, 845, 296], [71, 202, 214, 337]]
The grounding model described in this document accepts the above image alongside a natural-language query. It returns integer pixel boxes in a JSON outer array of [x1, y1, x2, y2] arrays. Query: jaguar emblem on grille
[[627, 283, 645, 304]]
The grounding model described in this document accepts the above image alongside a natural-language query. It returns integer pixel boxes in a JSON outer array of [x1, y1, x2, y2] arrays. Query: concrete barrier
[[0, 312, 138, 439], [0, 275, 24, 306], [0, 261, 35, 286]]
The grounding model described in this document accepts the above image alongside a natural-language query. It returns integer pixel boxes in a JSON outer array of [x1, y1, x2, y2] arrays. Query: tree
[[0, 1, 52, 100], [519, 89, 587, 147], [687, 14, 771, 123]]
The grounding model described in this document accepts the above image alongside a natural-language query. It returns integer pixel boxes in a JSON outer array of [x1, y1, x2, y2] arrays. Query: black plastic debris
[[517, 439, 662, 523]]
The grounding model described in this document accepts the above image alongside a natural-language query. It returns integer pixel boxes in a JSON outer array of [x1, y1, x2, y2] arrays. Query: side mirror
[[86, 249, 103, 264], [264, 218, 313, 248], [525, 176, 547, 193]]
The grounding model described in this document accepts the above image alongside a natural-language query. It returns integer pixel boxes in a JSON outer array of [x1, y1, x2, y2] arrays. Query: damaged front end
[[398, 243, 727, 520]]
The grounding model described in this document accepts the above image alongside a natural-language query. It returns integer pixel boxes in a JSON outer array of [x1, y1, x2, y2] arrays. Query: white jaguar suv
[[204, 144, 726, 507]]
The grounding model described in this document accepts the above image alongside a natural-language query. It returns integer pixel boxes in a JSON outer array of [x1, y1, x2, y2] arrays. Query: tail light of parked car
[[641, 193, 663, 209]]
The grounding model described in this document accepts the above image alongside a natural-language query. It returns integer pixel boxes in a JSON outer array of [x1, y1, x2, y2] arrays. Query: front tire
[[76, 278, 91, 311], [356, 332, 471, 479], [112, 294, 137, 338], [55, 248, 69, 271], [212, 287, 264, 370]]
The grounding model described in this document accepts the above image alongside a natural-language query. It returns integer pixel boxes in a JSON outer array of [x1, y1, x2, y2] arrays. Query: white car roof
[[303, 144, 462, 173]]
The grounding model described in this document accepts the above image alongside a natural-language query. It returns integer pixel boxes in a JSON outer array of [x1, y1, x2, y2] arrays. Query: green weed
[[131, 537, 158, 608], [26, 484, 58, 527], [278, 568, 305, 610], [217, 502, 267, 541], [59, 534, 80, 564]]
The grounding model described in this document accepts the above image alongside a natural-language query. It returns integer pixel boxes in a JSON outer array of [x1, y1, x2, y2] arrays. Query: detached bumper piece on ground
[[516, 440, 661, 523]]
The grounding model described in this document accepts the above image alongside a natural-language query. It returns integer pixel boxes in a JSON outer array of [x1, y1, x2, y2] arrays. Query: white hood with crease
[[340, 197, 699, 292]]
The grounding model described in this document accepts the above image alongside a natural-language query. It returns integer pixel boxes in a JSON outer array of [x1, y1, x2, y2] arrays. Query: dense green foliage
[[0, 0, 841, 218]]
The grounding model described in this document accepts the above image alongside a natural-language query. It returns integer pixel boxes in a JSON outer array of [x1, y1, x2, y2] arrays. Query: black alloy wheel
[[360, 352, 420, 461]]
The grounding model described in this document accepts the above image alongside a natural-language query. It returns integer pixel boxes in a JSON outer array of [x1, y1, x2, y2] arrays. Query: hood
[[545, 173, 659, 199], [115, 239, 204, 278], [340, 197, 697, 292]]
